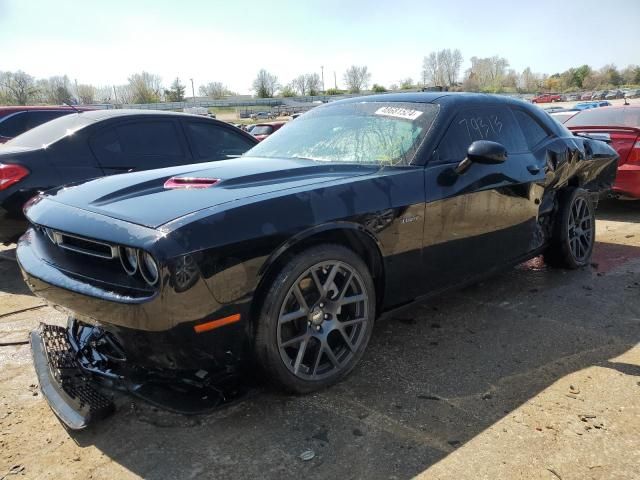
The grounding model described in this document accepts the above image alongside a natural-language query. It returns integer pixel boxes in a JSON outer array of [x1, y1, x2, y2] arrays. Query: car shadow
[[0, 216, 27, 245], [66, 239, 640, 480], [596, 198, 640, 223], [0, 249, 35, 297]]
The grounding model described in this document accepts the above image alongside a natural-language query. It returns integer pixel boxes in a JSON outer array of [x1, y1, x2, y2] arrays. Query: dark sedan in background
[[18, 93, 618, 428], [0, 109, 257, 217], [0, 105, 93, 144]]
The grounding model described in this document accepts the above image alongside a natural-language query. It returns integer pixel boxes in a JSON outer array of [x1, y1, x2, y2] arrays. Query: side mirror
[[455, 140, 508, 174]]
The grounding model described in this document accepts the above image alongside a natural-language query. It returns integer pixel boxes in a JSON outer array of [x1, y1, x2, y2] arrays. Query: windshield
[[565, 107, 640, 128], [6, 113, 95, 148], [246, 102, 438, 166]]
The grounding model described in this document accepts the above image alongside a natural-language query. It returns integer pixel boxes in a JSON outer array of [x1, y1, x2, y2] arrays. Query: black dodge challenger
[[18, 93, 618, 428]]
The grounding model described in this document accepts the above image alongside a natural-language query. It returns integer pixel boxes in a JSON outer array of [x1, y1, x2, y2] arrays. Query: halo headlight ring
[[138, 250, 159, 286], [119, 246, 138, 275]]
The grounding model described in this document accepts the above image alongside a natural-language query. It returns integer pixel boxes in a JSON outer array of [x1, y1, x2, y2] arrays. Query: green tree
[[399, 78, 414, 89], [572, 65, 591, 88], [371, 84, 387, 93], [280, 83, 296, 97], [164, 77, 185, 102]]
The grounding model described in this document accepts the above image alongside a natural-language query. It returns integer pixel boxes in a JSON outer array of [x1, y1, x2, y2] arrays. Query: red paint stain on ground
[[591, 242, 640, 273]]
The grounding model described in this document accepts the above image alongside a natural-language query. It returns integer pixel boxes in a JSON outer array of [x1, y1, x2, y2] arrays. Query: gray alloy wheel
[[567, 196, 594, 264], [255, 244, 375, 393], [544, 187, 596, 269], [276, 260, 369, 381]]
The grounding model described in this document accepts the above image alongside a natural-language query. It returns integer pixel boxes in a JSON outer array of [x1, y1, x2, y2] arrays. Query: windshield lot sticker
[[375, 106, 423, 120]]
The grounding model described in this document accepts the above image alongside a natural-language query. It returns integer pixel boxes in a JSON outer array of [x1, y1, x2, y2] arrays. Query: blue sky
[[1, 0, 639, 94]]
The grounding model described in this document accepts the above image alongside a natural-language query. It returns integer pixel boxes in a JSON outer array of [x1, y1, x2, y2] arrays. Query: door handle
[[527, 165, 541, 175]]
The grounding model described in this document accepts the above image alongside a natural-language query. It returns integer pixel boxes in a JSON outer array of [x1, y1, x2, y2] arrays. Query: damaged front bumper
[[31, 320, 249, 430], [30, 324, 115, 430]]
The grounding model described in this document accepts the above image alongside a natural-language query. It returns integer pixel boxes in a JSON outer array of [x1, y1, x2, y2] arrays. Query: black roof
[[329, 91, 566, 137], [334, 92, 532, 109], [76, 109, 209, 122]]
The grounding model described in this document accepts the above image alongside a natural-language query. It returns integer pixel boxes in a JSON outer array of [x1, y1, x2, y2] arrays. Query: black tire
[[254, 244, 375, 393], [544, 187, 596, 269]]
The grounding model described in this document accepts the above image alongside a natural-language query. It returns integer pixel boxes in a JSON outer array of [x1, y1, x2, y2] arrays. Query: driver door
[[421, 105, 544, 291]]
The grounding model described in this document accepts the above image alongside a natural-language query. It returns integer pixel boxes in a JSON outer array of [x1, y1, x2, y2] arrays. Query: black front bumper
[[30, 324, 115, 430], [31, 321, 251, 429]]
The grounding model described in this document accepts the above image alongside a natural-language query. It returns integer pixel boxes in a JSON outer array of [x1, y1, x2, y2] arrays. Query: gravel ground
[[0, 200, 639, 480]]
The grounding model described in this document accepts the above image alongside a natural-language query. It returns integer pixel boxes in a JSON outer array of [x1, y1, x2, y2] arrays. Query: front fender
[[257, 221, 383, 277]]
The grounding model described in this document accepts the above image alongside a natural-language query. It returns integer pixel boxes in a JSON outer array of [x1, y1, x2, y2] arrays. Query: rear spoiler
[[568, 125, 640, 144]]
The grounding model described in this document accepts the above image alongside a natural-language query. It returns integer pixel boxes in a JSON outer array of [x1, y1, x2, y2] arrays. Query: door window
[[90, 120, 184, 169], [435, 107, 527, 163], [513, 109, 550, 150], [0, 112, 27, 138], [24, 111, 71, 130], [185, 122, 255, 159], [117, 121, 182, 156]]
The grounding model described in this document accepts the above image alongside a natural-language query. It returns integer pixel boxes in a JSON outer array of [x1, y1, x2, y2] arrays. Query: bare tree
[[47, 75, 73, 104], [128, 72, 162, 103], [343, 65, 371, 93], [463, 56, 510, 92], [422, 53, 443, 87], [76, 84, 97, 104], [441, 49, 463, 86], [199, 81, 231, 98], [0, 70, 39, 105], [519, 67, 542, 92], [252, 69, 279, 98], [114, 84, 135, 104], [306, 73, 321, 95], [423, 49, 463, 87], [621, 64, 640, 85], [292, 74, 308, 96], [292, 73, 322, 96], [94, 86, 113, 103]]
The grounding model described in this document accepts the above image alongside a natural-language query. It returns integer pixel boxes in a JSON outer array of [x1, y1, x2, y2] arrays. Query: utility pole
[[334, 71, 337, 90], [74, 78, 79, 104], [112, 85, 118, 105], [190, 78, 196, 104], [321, 66, 324, 92]]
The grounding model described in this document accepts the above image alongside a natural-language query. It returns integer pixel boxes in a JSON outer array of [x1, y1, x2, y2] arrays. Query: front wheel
[[254, 244, 375, 393], [544, 188, 596, 269]]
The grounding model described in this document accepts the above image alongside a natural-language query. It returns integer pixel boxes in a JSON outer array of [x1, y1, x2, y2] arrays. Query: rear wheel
[[544, 188, 595, 269], [255, 244, 375, 393]]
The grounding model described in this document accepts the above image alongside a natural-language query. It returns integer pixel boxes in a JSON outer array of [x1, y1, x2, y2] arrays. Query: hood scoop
[[164, 177, 220, 189]]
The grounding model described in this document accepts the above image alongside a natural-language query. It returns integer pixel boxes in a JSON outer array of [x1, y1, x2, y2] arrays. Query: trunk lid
[[570, 126, 639, 165]]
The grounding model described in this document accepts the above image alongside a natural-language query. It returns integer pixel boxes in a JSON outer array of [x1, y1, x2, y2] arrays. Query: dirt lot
[[1, 200, 639, 480]]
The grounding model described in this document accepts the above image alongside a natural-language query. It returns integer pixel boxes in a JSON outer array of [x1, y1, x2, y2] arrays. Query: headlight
[[44, 227, 57, 244], [119, 246, 138, 275], [139, 251, 159, 286]]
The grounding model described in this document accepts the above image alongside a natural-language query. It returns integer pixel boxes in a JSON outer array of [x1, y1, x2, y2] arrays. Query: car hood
[[39, 157, 377, 228]]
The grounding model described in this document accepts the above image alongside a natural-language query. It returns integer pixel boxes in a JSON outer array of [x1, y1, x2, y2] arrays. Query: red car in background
[[532, 93, 562, 104], [251, 121, 286, 141], [0, 106, 93, 143], [566, 105, 640, 199]]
